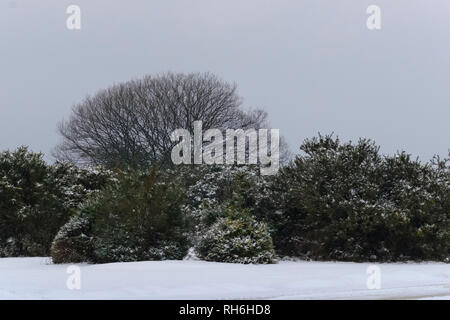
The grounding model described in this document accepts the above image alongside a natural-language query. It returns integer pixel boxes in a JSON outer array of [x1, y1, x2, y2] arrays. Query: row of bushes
[[51, 169, 278, 264], [1, 135, 449, 263]]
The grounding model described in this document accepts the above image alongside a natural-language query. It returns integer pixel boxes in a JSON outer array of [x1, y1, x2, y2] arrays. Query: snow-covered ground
[[0, 257, 449, 300]]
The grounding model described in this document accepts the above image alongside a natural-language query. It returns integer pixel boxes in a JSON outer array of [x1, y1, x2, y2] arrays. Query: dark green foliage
[[0, 147, 71, 256], [0, 147, 55, 256], [0, 147, 112, 257], [51, 168, 190, 264], [271, 134, 449, 261]]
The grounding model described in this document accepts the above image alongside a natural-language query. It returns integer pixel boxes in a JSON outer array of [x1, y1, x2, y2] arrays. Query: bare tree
[[55, 72, 286, 168]]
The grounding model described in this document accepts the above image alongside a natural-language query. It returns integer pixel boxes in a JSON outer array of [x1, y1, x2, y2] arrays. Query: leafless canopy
[[54, 72, 271, 168]]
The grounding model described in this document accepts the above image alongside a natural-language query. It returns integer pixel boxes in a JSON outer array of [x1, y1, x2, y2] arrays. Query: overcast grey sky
[[1, 0, 449, 161]]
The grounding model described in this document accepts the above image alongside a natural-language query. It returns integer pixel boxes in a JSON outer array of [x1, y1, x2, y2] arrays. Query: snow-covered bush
[[0, 146, 114, 257], [52, 168, 190, 264], [51, 161, 115, 208], [178, 165, 284, 261], [180, 165, 276, 236], [196, 208, 277, 264], [272, 135, 450, 262], [51, 214, 94, 264]]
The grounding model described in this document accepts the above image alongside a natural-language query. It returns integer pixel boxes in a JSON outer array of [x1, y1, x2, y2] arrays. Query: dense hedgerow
[[270, 135, 450, 262], [51, 168, 190, 263], [0, 147, 112, 257], [4, 135, 449, 264], [195, 207, 277, 264]]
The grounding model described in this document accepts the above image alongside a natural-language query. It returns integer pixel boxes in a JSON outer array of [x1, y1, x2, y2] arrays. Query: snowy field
[[0, 257, 449, 300]]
